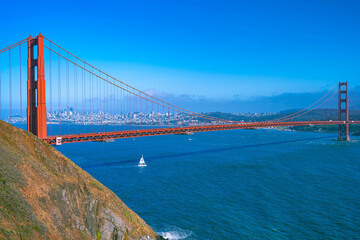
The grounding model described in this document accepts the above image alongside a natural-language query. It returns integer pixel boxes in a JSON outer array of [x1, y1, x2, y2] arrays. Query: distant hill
[[204, 110, 360, 134], [0, 120, 164, 240], [204, 109, 360, 122]]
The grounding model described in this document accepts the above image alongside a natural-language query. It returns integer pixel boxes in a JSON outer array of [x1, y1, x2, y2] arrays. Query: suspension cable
[[0, 38, 28, 54], [349, 84, 360, 106], [41, 36, 343, 126], [277, 90, 338, 121], [268, 84, 337, 122], [44, 44, 234, 123], [42, 36, 237, 123]]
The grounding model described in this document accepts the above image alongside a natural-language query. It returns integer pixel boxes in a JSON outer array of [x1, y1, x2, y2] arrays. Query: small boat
[[138, 154, 147, 167]]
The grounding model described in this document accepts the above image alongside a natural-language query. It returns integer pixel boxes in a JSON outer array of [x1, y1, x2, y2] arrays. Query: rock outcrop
[[0, 120, 159, 240]]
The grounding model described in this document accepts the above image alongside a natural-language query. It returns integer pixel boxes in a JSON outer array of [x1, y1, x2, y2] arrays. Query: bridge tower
[[27, 34, 47, 139], [338, 81, 349, 141]]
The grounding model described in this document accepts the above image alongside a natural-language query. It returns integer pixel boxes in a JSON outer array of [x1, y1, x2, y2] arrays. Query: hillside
[[205, 109, 360, 122], [0, 120, 161, 240]]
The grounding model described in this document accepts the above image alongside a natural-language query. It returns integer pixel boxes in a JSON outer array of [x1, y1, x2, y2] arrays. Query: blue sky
[[1, 0, 360, 112]]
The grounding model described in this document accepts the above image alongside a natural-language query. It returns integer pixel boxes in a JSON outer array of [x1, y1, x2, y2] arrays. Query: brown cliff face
[[0, 120, 158, 240]]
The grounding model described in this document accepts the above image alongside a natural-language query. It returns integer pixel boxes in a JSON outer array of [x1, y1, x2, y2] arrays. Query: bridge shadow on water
[[81, 136, 331, 169]]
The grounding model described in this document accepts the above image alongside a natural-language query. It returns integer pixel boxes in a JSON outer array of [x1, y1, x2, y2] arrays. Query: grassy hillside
[[0, 120, 162, 240], [289, 124, 360, 135]]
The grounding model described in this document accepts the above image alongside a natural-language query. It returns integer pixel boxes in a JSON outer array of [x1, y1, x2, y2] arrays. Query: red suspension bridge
[[1, 34, 360, 144]]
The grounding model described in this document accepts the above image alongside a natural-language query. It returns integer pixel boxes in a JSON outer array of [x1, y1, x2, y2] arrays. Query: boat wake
[[158, 226, 193, 240]]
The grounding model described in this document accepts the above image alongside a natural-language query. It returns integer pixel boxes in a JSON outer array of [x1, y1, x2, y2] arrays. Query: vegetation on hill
[[289, 124, 360, 135], [204, 109, 360, 122], [204, 110, 360, 135], [0, 120, 162, 240]]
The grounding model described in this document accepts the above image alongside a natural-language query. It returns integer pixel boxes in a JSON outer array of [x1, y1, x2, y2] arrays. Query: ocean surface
[[55, 129, 360, 240]]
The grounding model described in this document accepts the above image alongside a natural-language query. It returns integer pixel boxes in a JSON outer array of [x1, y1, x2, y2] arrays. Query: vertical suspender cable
[[138, 92, 141, 130], [162, 104, 164, 128], [134, 91, 136, 130], [146, 94, 148, 128], [114, 81, 117, 131], [121, 83, 123, 131], [82, 66, 84, 133], [107, 76, 109, 131], [96, 73, 99, 131], [129, 87, 130, 128], [103, 76, 107, 132], [99, 74, 101, 129], [123, 84, 125, 131], [100, 74, 102, 129], [90, 69, 93, 133], [19, 45, 22, 129], [94, 70, 96, 132], [103, 76, 105, 132], [99, 73, 101, 131], [49, 43, 52, 135], [83, 63, 86, 133], [100, 74, 102, 132], [107, 76, 109, 132], [128, 86, 130, 130], [101, 73, 103, 132], [9, 49, 12, 124], [105, 75, 107, 132], [97, 72, 99, 129], [110, 77, 112, 131], [99, 74, 101, 128], [119, 83, 121, 131], [66, 54, 69, 134], [105, 76, 107, 132], [58, 48, 61, 135], [152, 98, 154, 127], [113, 77, 115, 131], [0, 57, 2, 120], [74, 61, 78, 134]]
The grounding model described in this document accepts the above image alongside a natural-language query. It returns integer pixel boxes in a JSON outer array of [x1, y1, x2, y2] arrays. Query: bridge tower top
[[27, 34, 47, 139], [338, 81, 349, 141]]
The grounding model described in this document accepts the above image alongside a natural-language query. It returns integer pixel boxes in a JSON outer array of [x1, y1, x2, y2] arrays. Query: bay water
[[55, 129, 360, 239]]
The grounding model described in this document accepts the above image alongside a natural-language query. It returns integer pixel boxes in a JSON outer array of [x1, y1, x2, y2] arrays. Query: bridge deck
[[43, 121, 360, 145]]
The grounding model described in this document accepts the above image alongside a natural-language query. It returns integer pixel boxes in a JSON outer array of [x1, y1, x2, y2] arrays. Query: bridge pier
[[338, 82, 349, 141], [27, 34, 47, 139]]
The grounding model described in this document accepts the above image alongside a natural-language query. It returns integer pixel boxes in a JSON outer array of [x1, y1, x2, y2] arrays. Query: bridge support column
[[27, 34, 47, 139], [338, 82, 349, 141]]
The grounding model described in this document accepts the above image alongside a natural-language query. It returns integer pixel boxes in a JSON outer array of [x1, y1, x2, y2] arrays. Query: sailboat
[[138, 154, 147, 167]]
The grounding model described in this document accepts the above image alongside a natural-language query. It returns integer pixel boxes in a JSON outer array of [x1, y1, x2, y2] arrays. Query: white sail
[[138, 154, 147, 167]]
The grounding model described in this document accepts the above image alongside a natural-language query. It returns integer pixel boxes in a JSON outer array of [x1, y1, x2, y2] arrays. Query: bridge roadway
[[43, 121, 360, 145]]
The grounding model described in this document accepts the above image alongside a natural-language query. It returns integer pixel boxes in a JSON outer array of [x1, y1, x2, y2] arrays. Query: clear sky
[[1, 0, 360, 112]]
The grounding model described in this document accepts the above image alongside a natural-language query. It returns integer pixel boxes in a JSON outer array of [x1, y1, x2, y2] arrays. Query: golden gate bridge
[[1, 34, 360, 144]]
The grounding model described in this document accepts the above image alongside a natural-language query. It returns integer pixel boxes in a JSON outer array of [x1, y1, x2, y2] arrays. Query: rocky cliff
[[0, 120, 160, 240]]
